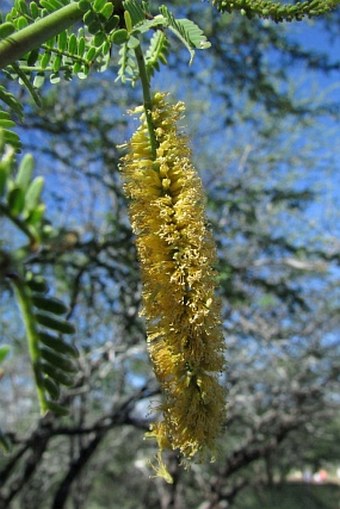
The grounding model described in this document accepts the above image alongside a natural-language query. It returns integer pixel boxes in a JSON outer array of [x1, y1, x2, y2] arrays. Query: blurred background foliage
[[0, 0, 339, 507]]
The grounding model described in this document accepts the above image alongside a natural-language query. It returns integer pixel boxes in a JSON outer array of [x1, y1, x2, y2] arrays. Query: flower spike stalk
[[121, 92, 226, 482]]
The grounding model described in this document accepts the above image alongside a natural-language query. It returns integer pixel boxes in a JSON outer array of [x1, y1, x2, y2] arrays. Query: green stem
[[134, 45, 157, 160], [0, 3, 83, 70], [11, 62, 42, 107], [12, 277, 48, 414]]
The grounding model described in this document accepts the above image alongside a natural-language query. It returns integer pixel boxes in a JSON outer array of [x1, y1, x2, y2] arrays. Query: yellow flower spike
[[121, 92, 226, 479]]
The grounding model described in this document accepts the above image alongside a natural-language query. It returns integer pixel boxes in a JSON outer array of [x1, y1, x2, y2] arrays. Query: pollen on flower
[[121, 92, 226, 482]]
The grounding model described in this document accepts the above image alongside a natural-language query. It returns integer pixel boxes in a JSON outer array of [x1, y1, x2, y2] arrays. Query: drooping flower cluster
[[121, 92, 226, 480]]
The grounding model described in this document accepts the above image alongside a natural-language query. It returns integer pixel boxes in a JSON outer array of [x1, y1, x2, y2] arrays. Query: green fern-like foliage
[[0, 131, 78, 419], [159, 5, 211, 63], [145, 30, 169, 79], [212, 0, 340, 22], [12, 272, 78, 417], [113, 1, 211, 81], [0, 0, 212, 89], [0, 108, 21, 151], [0, 0, 118, 92], [0, 85, 23, 122], [116, 41, 139, 82]]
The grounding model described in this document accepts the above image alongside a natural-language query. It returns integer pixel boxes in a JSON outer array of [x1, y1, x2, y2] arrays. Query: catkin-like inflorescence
[[212, 0, 339, 22], [121, 93, 226, 480]]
